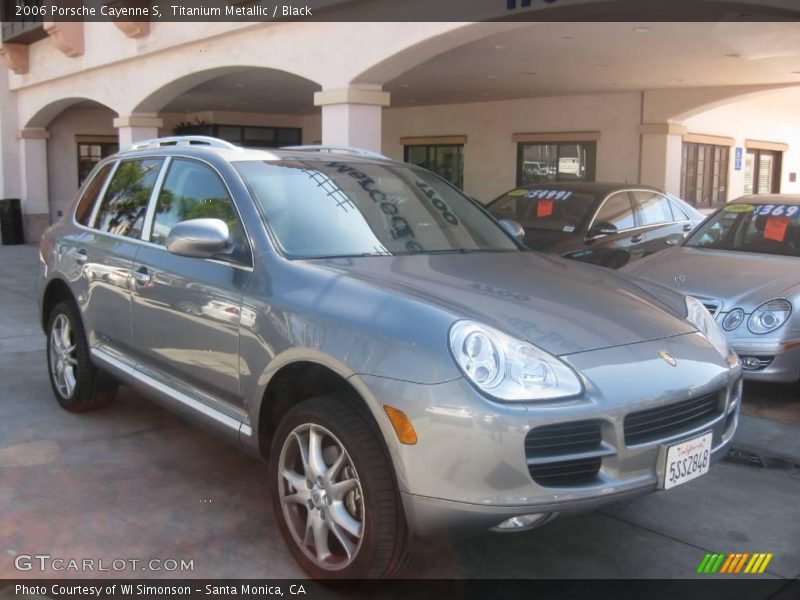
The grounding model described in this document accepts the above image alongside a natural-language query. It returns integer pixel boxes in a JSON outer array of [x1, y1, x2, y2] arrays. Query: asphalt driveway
[[1, 244, 799, 582]]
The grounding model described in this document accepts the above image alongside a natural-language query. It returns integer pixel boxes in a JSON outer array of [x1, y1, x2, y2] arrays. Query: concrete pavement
[[1, 244, 798, 581]]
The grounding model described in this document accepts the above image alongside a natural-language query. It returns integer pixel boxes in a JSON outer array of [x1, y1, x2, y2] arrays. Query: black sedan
[[487, 182, 705, 269]]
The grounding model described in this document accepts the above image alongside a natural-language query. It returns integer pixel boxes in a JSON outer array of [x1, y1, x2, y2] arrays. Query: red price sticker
[[537, 199, 554, 217], [764, 216, 790, 242]]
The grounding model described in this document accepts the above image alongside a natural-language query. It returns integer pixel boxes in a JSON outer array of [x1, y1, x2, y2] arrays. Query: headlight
[[748, 299, 792, 334], [449, 320, 582, 401], [685, 296, 729, 358], [722, 308, 745, 331]]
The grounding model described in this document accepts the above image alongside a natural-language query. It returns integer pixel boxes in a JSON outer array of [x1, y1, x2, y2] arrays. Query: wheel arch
[[41, 277, 78, 331], [252, 352, 397, 466]]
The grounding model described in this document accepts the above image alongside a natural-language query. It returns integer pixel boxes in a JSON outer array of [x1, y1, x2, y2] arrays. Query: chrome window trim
[[143, 154, 255, 268], [87, 156, 167, 235], [70, 161, 114, 227], [85, 159, 121, 229], [140, 156, 172, 243], [630, 190, 676, 228], [586, 190, 639, 237], [586, 188, 683, 238]]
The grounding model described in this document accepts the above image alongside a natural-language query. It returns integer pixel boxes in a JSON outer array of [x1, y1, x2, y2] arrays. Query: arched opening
[[20, 97, 118, 235], [132, 66, 323, 147]]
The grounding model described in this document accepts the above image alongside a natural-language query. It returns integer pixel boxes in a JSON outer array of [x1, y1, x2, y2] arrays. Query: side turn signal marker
[[383, 405, 418, 445]]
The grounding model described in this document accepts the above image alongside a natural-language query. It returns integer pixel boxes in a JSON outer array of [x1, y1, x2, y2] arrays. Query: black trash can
[[0, 199, 25, 245]]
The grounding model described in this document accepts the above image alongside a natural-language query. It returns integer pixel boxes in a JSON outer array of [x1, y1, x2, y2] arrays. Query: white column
[[113, 114, 164, 148], [639, 123, 686, 196], [18, 128, 50, 242], [314, 87, 390, 154]]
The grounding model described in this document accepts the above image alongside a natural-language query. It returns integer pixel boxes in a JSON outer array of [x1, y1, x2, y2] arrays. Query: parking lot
[[1, 243, 799, 582]]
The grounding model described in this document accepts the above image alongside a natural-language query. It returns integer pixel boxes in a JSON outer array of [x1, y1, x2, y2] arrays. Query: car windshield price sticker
[[663, 432, 712, 490], [755, 204, 800, 217], [724, 204, 755, 213], [538, 199, 554, 217], [526, 189, 573, 200], [764, 216, 791, 242]]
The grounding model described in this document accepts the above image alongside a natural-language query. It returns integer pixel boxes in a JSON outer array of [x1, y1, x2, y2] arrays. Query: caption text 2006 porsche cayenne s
[[38, 137, 742, 578]]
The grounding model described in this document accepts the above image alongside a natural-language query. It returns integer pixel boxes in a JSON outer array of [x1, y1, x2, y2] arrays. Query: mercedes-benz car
[[38, 137, 741, 579], [624, 195, 800, 383], [486, 182, 704, 268]]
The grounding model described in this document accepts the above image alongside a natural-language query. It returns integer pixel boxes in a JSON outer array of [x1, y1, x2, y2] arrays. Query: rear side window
[[149, 158, 244, 249], [94, 159, 164, 239], [633, 191, 673, 226], [594, 192, 635, 230], [75, 162, 114, 226]]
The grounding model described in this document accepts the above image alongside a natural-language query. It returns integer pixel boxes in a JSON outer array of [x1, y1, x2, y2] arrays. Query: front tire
[[46, 300, 116, 411], [269, 395, 409, 578]]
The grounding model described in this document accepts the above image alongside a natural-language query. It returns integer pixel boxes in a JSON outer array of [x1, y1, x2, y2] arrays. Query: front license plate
[[662, 432, 713, 490]]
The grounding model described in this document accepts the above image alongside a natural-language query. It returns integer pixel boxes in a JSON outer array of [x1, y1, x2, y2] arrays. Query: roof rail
[[127, 136, 239, 152], [281, 145, 389, 160]]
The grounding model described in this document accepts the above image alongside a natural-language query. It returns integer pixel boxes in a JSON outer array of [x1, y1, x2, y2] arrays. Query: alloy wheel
[[277, 423, 365, 571], [49, 313, 78, 399]]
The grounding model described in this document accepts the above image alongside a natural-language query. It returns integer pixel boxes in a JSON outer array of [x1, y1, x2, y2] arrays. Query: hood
[[623, 247, 800, 311], [308, 251, 695, 357]]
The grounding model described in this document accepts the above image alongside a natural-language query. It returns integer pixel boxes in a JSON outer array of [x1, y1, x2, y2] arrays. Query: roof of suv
[[114, 136, 396, 165]]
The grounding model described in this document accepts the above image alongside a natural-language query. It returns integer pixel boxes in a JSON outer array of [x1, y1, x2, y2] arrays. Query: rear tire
[[269, 394, 409, 579], [46, 300, 116, 412]]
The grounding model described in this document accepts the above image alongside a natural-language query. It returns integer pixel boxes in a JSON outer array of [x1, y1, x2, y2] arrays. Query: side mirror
[[499, 219, 526, 242], [587, 221, 618, 239], [166, 218, 232, 259]]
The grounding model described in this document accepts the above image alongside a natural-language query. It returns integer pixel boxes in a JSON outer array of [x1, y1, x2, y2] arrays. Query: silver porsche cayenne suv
[[38, 136, 742, 578]]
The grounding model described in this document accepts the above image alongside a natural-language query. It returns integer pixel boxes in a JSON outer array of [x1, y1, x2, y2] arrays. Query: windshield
[[488, 188, 597, 233], [684, 202, 800, 257], [235, 160, 519, 259]]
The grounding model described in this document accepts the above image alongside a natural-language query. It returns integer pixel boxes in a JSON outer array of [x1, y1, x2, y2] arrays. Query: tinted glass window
[[236, 160, 518, 259], [633, 191, 673, 226], [150, 159, 244, 249], [94, 159, 164, 238], [669, 197, 690, 221], [489, 188, 597, 233], [685, 202, 800, 257], [404, 144, 464, 189], [75, 162, 114, 226], [517, 142, 597, 186], [594, 193, 635, 230]]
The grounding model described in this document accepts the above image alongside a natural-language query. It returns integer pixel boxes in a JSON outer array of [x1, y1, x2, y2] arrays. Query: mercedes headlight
[[449, 320, 582, 401], [722, 308, 745, 331], [748, 299, 792, 334], [685, 295, 729, 358]]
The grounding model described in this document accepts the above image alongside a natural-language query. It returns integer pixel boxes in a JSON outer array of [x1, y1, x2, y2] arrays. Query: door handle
[[683, 223, 693, 232], [134, 266, 151, 285], [666, 239, 678, 246], [75, 249, 88, 264], [630, 234, 643, 243]]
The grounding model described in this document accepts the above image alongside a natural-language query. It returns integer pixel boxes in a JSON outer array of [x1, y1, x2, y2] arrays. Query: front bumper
[[356, 333, 741, 538], [729, 340, 800, 384]]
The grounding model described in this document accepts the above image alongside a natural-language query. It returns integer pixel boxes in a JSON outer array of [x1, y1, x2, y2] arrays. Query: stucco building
[[1, 9, 799, 241]]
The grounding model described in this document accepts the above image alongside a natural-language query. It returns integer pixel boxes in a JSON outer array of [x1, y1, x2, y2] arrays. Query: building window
[[744, 149, 782, 195], [77, 140, 118, 186], [516, 142, 597, 186], [175, 123, 302, 148], [404, 144, 464, 189], [680, 142, 729, 208]]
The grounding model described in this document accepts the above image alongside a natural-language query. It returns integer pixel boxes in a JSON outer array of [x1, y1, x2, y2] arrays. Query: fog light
[[741, 356, 765, 370], [491, 513, 549, 532]]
